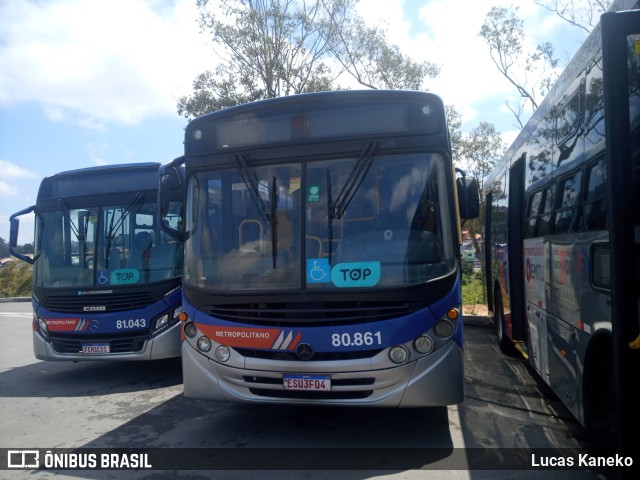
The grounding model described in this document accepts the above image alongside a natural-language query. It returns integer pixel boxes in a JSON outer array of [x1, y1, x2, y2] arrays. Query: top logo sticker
[[330, 261, 381, 288]]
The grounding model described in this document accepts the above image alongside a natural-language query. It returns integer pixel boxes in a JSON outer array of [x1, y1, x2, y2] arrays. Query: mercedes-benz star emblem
[[295, 343, 314, 361]]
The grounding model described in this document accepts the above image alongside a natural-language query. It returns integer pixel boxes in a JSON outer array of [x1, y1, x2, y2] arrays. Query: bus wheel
[[494, 289, 516, 356]]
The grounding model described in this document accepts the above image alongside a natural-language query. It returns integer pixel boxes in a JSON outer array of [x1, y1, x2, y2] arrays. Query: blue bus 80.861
[[163, 90, 479, 406]]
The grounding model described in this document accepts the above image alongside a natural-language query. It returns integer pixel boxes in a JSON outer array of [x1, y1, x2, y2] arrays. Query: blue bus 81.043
[[162, 90, 479, 406], [9, 161, 185, 361]]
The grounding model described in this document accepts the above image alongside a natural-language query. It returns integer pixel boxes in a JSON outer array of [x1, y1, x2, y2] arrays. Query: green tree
[[446, 105, 464, 163], [0, 237, 9, 258], [0, 236, 33, 258], [460, 122, 505, 197], [178, 0, 439, 119], [458, 121, 506, 255], [479, 6, 559, 128], [535, 0, 610, 34], [480, 0, 612, 128], [324, 4, 439, 90], [0, 261, 32, 298]]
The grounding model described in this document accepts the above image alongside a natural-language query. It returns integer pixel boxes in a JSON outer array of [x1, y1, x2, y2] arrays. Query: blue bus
[[9, 161, 185, 361], [162, 90, 479, 406]]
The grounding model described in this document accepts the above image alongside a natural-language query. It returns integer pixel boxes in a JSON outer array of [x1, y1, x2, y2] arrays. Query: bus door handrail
[[239, 219, 265, 254]]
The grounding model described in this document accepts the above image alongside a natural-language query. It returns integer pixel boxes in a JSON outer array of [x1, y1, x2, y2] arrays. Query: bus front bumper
[[32, 322, 181, 361], [181, 340, 464, 407]]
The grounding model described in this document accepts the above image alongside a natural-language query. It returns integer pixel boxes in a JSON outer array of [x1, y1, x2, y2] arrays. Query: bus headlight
[[434, 320, 454, 338], [414, 335, 434, 354], [197, 336, 212, 352], [36, 316, 48, 339], [152, 307, 183, 337], [184, 322, 198, 339], [154, 314, 169, 332], [215, 345, 231, 362], [412, 307, 460, 357], [389, 346, 408, 364]]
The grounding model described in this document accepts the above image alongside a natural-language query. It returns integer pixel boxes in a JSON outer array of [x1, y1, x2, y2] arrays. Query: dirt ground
[[463, 304, 489, 316]]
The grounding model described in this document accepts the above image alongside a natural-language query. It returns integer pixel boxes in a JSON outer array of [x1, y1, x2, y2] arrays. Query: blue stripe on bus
[[185, 277, 463, 352], [33, 288, 181, 335]]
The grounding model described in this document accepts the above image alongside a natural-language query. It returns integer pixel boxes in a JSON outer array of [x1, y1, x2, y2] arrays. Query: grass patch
[[461, 261, 486, 315]]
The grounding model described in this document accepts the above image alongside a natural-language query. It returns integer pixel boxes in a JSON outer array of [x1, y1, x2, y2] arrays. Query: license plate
[[283, 374, 331, 391], [80, 343, 110, 354]]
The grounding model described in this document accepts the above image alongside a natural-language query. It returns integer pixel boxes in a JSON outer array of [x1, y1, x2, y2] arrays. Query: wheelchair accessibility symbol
[[97, 270, 111, 286], [306, 259, 330, 283]]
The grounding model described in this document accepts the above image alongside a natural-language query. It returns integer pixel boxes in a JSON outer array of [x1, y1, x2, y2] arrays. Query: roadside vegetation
[[0, 236, 33, 298], [0, 261, 32, 298], [461, 261, 486, 316]]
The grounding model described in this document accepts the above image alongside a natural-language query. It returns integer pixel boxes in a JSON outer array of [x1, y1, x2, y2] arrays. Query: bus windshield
[[184, 152, 455, 291], [34, 199, 182, 289]]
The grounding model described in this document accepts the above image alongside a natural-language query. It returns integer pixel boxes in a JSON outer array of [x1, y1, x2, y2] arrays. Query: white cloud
[[86, 142, 110, 166], [0, 159, 38, 179], [354, 0, 585, 132], [416, 1, 547, 125], [0, 0, 590, 135], [351, 1, 531, 128], [0, 160, 38, 246], [0, 0, 213, 127], [501, 129, 521, 150], [0, 180, 18, 197]]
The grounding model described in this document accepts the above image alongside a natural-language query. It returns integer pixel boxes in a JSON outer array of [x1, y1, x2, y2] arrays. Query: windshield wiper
[[234, 155, 273, 223], [58, 198, 86, 268], [327, 170, 334, 264], [332, 142, 378, 219], [234, 154, 278, 268], [327, 142, 378, 264], [270, 175, 278, 269], [105, 193, 144, 268]]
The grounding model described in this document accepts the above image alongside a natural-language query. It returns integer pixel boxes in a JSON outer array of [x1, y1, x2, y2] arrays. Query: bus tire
[[494, 287, 516, 356]]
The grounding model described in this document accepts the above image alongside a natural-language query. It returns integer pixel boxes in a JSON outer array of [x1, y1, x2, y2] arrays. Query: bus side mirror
[[158, 173, 171, 218], [457, 176, 480, 220], [157, 157, 185, 242], [9, 206, 36, 265], [10, 218, 20, 248]]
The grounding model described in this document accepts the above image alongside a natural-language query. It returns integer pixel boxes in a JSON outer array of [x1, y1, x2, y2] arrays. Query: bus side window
[[525, 191, 542, 238], [537, 184, 556, 236], [581, 158, 607, 231], [554, 171, 582, 234]]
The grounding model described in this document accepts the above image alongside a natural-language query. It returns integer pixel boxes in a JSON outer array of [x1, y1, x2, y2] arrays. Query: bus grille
[[234, 348, 383, 361], [49, 332, 148, 354], [41, 292, 158, 313], [206, 301, 421, 327]]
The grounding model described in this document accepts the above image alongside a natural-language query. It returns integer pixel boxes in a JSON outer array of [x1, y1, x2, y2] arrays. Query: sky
[[0, 0, 594, 245]]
